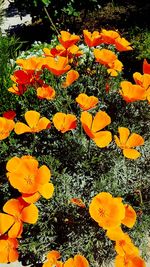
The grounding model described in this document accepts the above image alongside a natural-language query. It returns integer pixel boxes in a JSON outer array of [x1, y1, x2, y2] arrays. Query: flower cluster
[[0, 29, 149, 266], [0, 156, 54, 263], [42, 250, 89, 267], [89, 192, 146, 267]]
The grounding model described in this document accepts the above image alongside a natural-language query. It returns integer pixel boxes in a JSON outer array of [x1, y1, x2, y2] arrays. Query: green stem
[[87, 138, 91, 159], [43, 6, 59, 35]]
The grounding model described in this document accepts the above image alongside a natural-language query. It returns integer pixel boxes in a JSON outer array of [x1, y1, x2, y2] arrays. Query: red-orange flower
[[70, 198, 86, 208], [89, 192, 125, 229], [143, 59, 150, 74], [8, 84, 28, 95], [120, 81, 146, 102], [114, 37, 133, 52], [76, 93, 99, 111], [37, 85, 56, 100], [115, 254, 146, 267], [114, 127, 144, 159], [3, 110, 16, 120], [83, 30, 102, 47], [0, 117, 15, 140], [6, 155, 54, 203], [43, 56, 71, 76], [101, 29, 120, 45], [64, 254, 89, 267], [14, 110, 51, 134], [0, 235, 19, 263], [62, 70, 79, 88], [0, 198, 38, 238], [58, 31, 80, 49], [53, 112, 77, 133], [80, 111, 112, 148]]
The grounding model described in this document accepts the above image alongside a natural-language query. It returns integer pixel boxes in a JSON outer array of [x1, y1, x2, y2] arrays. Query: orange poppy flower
[[3, 110, 16, 120], [70, 198, 86, 208], [114, 37, 133, 52], [62, 70, 79, 88], [8, 84, 28, 95], [16, 56, 45, 71], [64, 254, 89, 267], [53, 112, 77, 133], [143, 59, 150, 74], [0, 117, 15, 140], [121, 204, 137, 228], [14, 110, 51, 134], [133, 72, 150, 90], [0, 198, 38, 238], [115, 233, 139, 257], [37, 85, 56, 100], [107, 59, 123, 76], [120, 81, 146, 102], [43, 56, 71, 76], [89, 192, 125, 229], [43, 250, 62, 267], [133, 72, 150, 103], [115, 254, 146, 267], [114, 127, 144, 159], [58, 31, 80, 49], [0, 235, 19, 263], [6, 156, 54, 203], [94, 48, 117, 66], [101, 29, 120, 45], [80, 111, 112, 148], [83, 30, 102, 47], [44, 45, 83, 60], [76, 93, 99, 111]]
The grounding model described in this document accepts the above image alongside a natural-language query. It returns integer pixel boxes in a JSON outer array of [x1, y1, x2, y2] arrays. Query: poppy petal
[[118, 127, 130, 145], [38, 183, 54, 199], [3, 199, 22, 217], [14, 122, 31, 134], [80, 111, 94, 138], [22, 192, 41, 203], [123, 148, 141, 159], [21, 204, 38, 224], [37, 165, 51, 184], [37, 117, 51, 131], [92, 111, 111, 133], [6, 157, 21, 173], [25, 111, 40, 128], [8, 221, 23, 238], [74, 255, 89, 267], [126, 133, 144, 148], [122, 204, 137, 228], [0, 213, 14, 235], [93, 131, 112, 147]]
